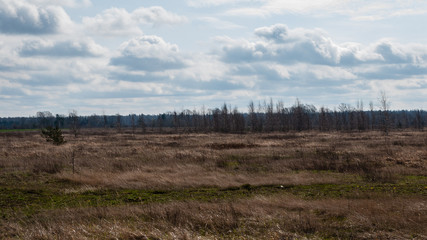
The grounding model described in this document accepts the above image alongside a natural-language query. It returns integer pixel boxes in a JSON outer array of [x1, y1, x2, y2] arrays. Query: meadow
[[0, 129, 426, 239]]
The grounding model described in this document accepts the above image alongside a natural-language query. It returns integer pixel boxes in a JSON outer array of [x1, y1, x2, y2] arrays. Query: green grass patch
[[0, 129, 37, 133], [1, 179, 426, 219], [290, 182, 427, 199], [1, 171, 426, 220]]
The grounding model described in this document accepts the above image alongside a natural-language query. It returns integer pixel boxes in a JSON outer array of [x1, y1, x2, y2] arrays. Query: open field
[[1, 129, 426, 239]]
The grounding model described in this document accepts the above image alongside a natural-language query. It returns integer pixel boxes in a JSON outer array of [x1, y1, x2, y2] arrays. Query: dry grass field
[[0, 129, 426, 239]]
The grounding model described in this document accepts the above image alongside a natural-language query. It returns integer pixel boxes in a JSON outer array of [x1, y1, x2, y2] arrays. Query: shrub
[[41, 126, 65, 145]]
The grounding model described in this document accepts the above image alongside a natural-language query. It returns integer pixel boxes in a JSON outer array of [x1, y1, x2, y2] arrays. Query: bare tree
[[414, 110, 424, 131], [88, 114, 100, 128], [182, 109, 192, 132], [369, 101, 375, 130], [292, 99, 304, 131], [192, 109, 201, 132], [69, 110, 80, 137], [201, 105, 208, 132], [338, 103, 350, 131], [319, 106, 329, 131], [130, 114, 136, 134], [36, 111, 53, 129], [248, 101, 258, 132], [116, 114, 122, 133], [55, 114, 65, 128], [221, 103, 230, 133], [276, 100, 286, 131], [357, 100, 367, 131], [212, 108, 221, 132], [102, 111, 108, 129], [231, 107, 245, 133], [138, 114, 146, 133], [257, 101, 265, 132], [379, 91, 391, 135], [265, 98, 275, 132], [156, 114, 164, 132], [172, 111, 179, 132]]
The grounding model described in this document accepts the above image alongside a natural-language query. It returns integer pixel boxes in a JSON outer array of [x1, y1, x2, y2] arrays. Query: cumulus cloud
[[82, 8, 142, 36], [219, 26, 342, 65], [83, 6, 187, 36], [211, 24, 427, 107], [19, 38, 107, 57], [218, 24, 427, 67], [110, 35, 187, 71], [254, 24, 289, 43], [132, 6, 188, 25], [374, 41, 412, 64], [0, 0, 73, 34]]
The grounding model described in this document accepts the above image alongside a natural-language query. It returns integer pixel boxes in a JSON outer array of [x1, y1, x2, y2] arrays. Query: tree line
[[0, 99, 425, 133]]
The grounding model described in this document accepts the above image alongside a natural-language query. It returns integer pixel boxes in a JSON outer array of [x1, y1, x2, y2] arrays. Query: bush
[[41, 126, 65, 145]]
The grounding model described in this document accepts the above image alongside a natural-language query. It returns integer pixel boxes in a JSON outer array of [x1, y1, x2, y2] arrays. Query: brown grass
[[1, 129, 426, 239], [2, 130, 425, 188], [2, 195, 426, 239]]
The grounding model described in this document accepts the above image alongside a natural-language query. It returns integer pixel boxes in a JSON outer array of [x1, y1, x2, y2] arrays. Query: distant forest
[[1, 99, 425, 133]]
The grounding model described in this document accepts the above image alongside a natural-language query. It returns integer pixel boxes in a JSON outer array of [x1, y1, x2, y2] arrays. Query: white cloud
[[262, 0, 344, 14], [225, 0, 343, 16], [219, 24, 427, 67], [342, 1, 427, 21], [291, 64, 357, 82], [83, 6, 187, 36], [373, 40, 422, 64], [82, 8, 142, 36], [118, 35, 180, 60], [0, 37, 109, 90], [27, 0, 92, 8], [179, 54, 227, 82], [222, 0, 427, 20], [254, 24, 289, 42], [219, 26, 343, 65], [0, 0, 73, 34], [19, 38, 107, 57], [132, 6, 188, 25], [198, 17, 244, 30], [210, 24, 427, 107], [110, 35, 187, 71], [1, 0, 427, 117], [187, 0, 257, 8]]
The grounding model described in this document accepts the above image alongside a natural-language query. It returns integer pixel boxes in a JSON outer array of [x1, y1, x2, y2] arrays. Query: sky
[[1, 0, 427, 117]]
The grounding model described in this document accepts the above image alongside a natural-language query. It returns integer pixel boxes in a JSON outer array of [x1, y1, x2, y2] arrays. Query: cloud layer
[[0, 1, 426, 116]]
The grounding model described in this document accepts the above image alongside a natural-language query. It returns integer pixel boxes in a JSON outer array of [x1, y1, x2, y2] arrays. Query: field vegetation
[[0, 129, 426, 239]]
